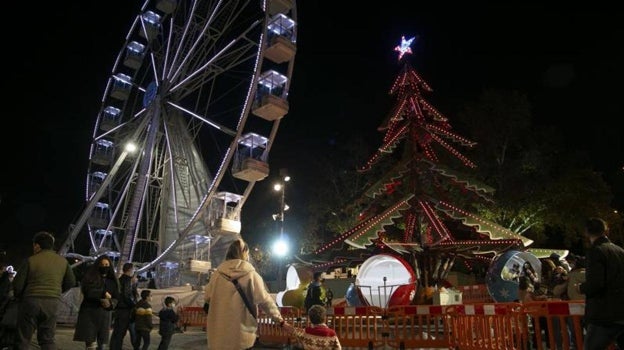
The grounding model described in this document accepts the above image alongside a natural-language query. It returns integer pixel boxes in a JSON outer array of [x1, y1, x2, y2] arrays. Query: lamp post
[[274, 177, 290, 234], [272, 175, 290, 290]]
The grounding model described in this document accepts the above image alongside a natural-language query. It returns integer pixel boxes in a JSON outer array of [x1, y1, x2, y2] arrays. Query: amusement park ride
[[286, 35, 567, 307], [58, 0, 298, 287], [56, 0, 565, 306]]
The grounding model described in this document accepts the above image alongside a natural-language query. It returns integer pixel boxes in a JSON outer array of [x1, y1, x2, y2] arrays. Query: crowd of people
[[0, 217, 622, 349], [515, 217, 624, 349]]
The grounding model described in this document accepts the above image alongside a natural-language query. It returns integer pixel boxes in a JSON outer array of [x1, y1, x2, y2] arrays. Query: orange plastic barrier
[[385, 305, 450, 349], [178, 306, 206, 331], [256, 306, 301, 347], [253, 301, 596, 349], [461, 284, 495, 304], [326, 306, 386, 349], [521, 300, 585, 350], [446, 303, 525, 349]]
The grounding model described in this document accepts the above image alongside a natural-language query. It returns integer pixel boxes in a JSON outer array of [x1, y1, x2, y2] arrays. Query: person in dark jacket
[[0, 265, 16, 315], [157, 296, 179, 350], [578, 217, 624, 350], [12, 231, 76, 350], [73, 255, 120, 350], [109, 262, 138, 350], [304, 272, 325, 312], [133, 289, 153, 350], [0, 265, 18, 348]]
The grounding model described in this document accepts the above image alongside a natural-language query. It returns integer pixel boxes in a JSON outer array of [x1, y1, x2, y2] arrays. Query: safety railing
[[327, 306, 386, 349], [460, 284, 494, 304], [385, 305, 450, 349], [519, 300, 585, 350], [192, 300, 595, 349], [256, 306, 301, 347], [177, 306, 206, 331], [446, 302, 526, 349]]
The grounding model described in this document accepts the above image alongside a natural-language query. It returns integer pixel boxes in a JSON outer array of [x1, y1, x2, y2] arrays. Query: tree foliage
[[457, 89, 622, 247], [296, 89, 622, 253], [296, 134, 393, 253]]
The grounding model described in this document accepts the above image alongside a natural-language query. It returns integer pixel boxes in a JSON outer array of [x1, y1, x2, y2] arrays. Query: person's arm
[[103, 278, 120, 310], [62, 261, 77, 293], [251, 272, 288, 326]]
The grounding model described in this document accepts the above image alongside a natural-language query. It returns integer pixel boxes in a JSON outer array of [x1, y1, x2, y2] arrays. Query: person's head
[[572, 255, 586, 269], [122, 262, 135, 276], [549, 253, 563, 267], [307, 304, 327, 325], [141, 289, 152, 300], [32, 231, 55, 253], [95, 255, 114, 277], [542, 258, 556, 271], [585, 217, 608, 242], [313, 271, 323, 282], [225, 239, 249, 261], [164, 296, 176, 308]]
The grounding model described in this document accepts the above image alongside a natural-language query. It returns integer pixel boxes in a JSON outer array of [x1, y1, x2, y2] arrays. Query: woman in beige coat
[[204, 239, 291, 349]]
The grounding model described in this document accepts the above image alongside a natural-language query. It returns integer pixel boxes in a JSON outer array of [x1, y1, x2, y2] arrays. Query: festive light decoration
[[394, 36, 416, 60], [297, 35, 535, 299]]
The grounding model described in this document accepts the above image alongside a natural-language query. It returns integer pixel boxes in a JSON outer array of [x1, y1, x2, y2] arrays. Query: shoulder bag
[[232, 278, 257, 319]]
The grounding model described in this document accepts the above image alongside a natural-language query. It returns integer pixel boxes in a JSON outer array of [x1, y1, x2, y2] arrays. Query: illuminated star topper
[[394, 35, 416, 60]]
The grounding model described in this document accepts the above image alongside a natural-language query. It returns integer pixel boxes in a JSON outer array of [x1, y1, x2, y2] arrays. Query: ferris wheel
[[59, 0, 297, 287]]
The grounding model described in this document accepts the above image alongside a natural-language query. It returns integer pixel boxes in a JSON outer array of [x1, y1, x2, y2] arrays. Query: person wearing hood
[[204, 239, 291, 349]]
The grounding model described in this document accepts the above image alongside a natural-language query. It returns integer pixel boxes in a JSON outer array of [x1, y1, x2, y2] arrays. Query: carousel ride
[[289, 36, 564, 307], [58, 0, 298, 288]]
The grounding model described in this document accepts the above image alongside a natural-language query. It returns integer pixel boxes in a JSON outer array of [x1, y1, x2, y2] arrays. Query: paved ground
[[34, 325, 403, 350], [28, 325, 445, 349], [52, 325, 208, 350]]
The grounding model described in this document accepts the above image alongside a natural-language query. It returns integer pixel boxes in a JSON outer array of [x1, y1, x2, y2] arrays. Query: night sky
[[1, 3, 622, 260]]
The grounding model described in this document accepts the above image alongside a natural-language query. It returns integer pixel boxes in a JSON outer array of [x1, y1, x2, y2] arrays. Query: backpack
[[304, 283, 321, 311]]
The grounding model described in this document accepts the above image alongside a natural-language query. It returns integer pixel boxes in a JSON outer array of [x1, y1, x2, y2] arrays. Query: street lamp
[[272, 175, 290, 289], [273, 175, 291, 237]]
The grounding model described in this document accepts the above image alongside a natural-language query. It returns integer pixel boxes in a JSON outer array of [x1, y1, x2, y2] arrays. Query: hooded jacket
[[204, 259, 283, 350]]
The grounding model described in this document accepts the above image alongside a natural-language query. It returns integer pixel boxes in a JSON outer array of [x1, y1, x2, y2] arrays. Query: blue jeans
[[584, 323, 624, 350]]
